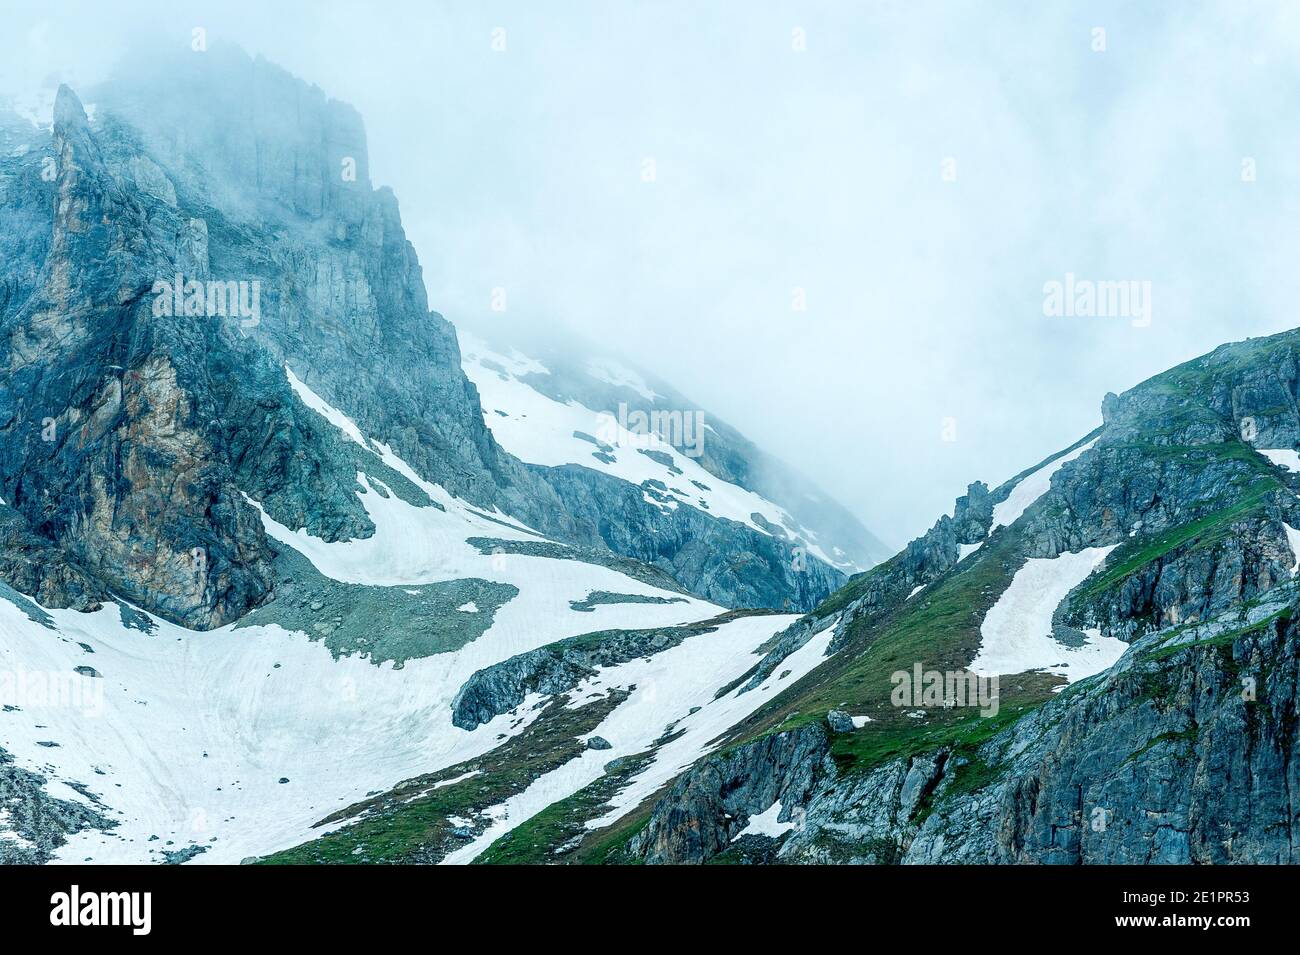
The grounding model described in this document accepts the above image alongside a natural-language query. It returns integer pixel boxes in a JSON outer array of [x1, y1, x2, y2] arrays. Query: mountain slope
[[0, 356, 802, 863], [7, 45, 1293, 868], [523, 329, 1300, 864], [455, 317, 892, 577]]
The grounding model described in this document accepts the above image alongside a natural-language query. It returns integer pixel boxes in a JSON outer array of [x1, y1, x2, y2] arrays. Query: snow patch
[[1260, 449, 1300, 473], [1284, 523, 1300, 575], [731, 800, 797, 842], [992, 438, 1098, 531], [432, 770, 481, 790], [969, 546, 1125, 681]]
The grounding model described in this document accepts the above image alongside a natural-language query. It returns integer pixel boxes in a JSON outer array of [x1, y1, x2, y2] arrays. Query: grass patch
[[828, 687, 1051, 778], [1123, 725, 1200, 765], [570, 813, 652, 865], [1142, 607, 1293, 663], [258, 692, 626, 864], [1075, 475, 1280, 602], [474, 750, 656, 865]]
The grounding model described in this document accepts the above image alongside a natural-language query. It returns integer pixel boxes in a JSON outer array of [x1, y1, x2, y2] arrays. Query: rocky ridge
[[583, 330, 1300, 864]]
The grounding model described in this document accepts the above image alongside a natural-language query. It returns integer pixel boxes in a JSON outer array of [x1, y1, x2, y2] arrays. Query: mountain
[[241, 327, 1300, 865], [0, 49, 885, 862], [454, 316, 892, 577], [5, 44, 1296, 868], [576, 331, 1300, 864]]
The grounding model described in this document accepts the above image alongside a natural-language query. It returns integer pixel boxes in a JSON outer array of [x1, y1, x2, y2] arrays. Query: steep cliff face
[[588, 330, 1300, 865], [93, 50, 540, 519], [0, 84, 279, 628]]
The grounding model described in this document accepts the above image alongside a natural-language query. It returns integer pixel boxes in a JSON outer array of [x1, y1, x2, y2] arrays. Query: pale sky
[[4, 1, 1300, 546]]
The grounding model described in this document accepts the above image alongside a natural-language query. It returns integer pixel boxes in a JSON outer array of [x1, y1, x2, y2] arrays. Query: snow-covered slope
[[0, 368, 800, 864], [456, 324, 891, 573], [459, 331, 838, 556], [968, 546, 1126, 681], [439, 610, 812, 864]]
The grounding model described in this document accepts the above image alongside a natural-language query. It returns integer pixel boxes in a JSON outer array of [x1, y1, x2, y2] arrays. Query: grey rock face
[[826, 709, 855, 733], [0, 85, 278, 628], [0, 506, 105, 613], [0, 749, 114, 864], [568, 590, 686, 613], [630, 724, 831, 864], [534, 463, 844, 611]]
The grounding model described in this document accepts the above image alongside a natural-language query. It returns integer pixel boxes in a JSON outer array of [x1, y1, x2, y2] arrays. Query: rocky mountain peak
[[52, 83, 88, 131], [93, 44, 371, 221], [1, 49, 878, 636]]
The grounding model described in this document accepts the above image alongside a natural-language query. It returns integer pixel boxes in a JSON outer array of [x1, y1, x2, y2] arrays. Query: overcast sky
[[4, 1, 1300, 546]]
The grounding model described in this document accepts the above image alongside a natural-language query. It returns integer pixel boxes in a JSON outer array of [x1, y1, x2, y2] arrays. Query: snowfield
[[441, 609, 814, 864], [456, 330, 848, 569], [968, 546, 1126, 681], [0, 367, 801, 865], [1, 599, 536, 864], [991, 437, 1098, 532], [1260, 448, 1300, 473]]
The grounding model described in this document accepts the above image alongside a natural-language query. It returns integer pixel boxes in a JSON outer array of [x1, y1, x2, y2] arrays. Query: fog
[[5, 0, 1300, 547]]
